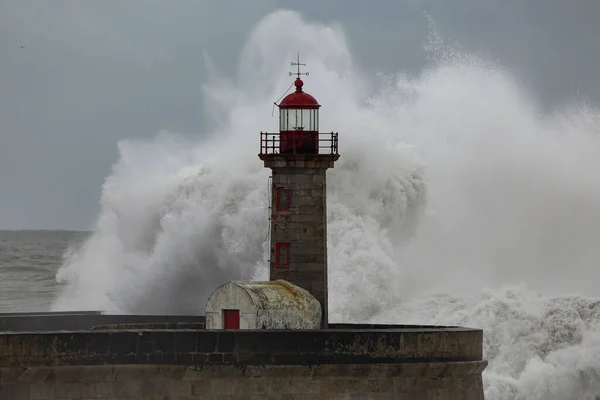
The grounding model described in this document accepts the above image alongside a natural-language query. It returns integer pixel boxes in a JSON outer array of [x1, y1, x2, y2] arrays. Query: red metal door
[[223, 309, 240, 329]]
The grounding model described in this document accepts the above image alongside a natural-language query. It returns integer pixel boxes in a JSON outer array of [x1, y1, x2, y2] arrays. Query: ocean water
[[0, 230, 87, 313], [4, 9, 600, 400]]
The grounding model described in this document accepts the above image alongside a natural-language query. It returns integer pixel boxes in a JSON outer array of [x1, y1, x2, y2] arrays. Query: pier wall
[[0, 325, 486, 400]]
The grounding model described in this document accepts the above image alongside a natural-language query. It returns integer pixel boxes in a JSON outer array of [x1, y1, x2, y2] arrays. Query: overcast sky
[[1, 0, 599, 230]]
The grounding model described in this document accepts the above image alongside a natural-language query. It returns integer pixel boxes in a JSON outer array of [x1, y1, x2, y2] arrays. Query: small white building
[[205, 280, 322, 330]]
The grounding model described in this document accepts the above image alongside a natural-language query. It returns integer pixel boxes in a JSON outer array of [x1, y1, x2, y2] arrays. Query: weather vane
[[289, 53, 309, 78]]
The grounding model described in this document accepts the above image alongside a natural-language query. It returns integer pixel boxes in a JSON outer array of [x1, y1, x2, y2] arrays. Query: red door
[[223, 309, 240, 329]]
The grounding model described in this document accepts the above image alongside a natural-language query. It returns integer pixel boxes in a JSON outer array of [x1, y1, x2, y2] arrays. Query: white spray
[[52, 10, 600, 399]]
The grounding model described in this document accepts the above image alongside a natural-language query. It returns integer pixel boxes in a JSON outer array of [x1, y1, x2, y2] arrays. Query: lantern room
[[279, 78, 320, 131], [278, 77, 321, 154]]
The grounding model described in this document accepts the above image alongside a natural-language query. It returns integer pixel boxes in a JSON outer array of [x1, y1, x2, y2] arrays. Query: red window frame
[[275, 242, 290, 268], [275, 186, 291, 211]]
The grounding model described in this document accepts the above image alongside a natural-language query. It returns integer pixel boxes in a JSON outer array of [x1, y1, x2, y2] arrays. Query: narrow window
[[302, 109, 311, 130], [280, 109, 288, 131], [275, 242, 290, 268], [276, 187, 291, 211]]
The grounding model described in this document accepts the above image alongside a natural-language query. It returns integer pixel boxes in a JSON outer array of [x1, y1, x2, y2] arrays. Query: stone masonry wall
[[268, 160, 333, 327], [0, 328, 484, 368], [0, 327, 486, 399], [0, 362, 487, 400]]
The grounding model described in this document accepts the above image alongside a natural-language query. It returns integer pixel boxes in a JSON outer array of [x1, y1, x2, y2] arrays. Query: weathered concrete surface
[[92, 322, 206, 330], [260, 154, 339, 327], [0, 326, 484, 367], [0, 313, 206, 332], [0, 362, 486, 400], [205, 280, 321, 329], [0, 324, 487, 399]]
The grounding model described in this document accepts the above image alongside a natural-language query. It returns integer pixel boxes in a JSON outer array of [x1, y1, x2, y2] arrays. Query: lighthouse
[[258, 56, 339, 328], [204, 55, 339, 330]]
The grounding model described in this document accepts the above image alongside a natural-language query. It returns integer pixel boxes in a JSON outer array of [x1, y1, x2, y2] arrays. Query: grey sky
[[1, 0, 599, 230]]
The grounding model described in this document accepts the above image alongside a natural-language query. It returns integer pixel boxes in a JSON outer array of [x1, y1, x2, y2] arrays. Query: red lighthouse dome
[[279, 78, 321, 109]]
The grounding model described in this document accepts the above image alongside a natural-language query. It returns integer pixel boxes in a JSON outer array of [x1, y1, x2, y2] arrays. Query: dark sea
[[0, 230, 89, 313]]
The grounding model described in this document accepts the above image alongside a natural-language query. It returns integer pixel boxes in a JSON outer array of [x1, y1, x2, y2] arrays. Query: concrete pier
[[0, 314, 486, 400]]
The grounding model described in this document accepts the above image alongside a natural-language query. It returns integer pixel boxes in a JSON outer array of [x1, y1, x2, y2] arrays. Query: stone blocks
[[266, 158, 331, 326], [0, 327, 484, 368], [0, 362, 486, 400], [0, 325, 487, 399]]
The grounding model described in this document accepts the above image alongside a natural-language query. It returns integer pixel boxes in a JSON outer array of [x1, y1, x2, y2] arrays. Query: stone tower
[[259, 56, 339, 327]]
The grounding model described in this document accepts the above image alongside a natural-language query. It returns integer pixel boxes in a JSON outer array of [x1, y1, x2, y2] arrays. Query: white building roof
[[230, 280, 319, 313]]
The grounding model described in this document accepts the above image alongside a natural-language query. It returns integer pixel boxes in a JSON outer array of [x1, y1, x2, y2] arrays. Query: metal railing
[[259, 131, 339, 155]]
